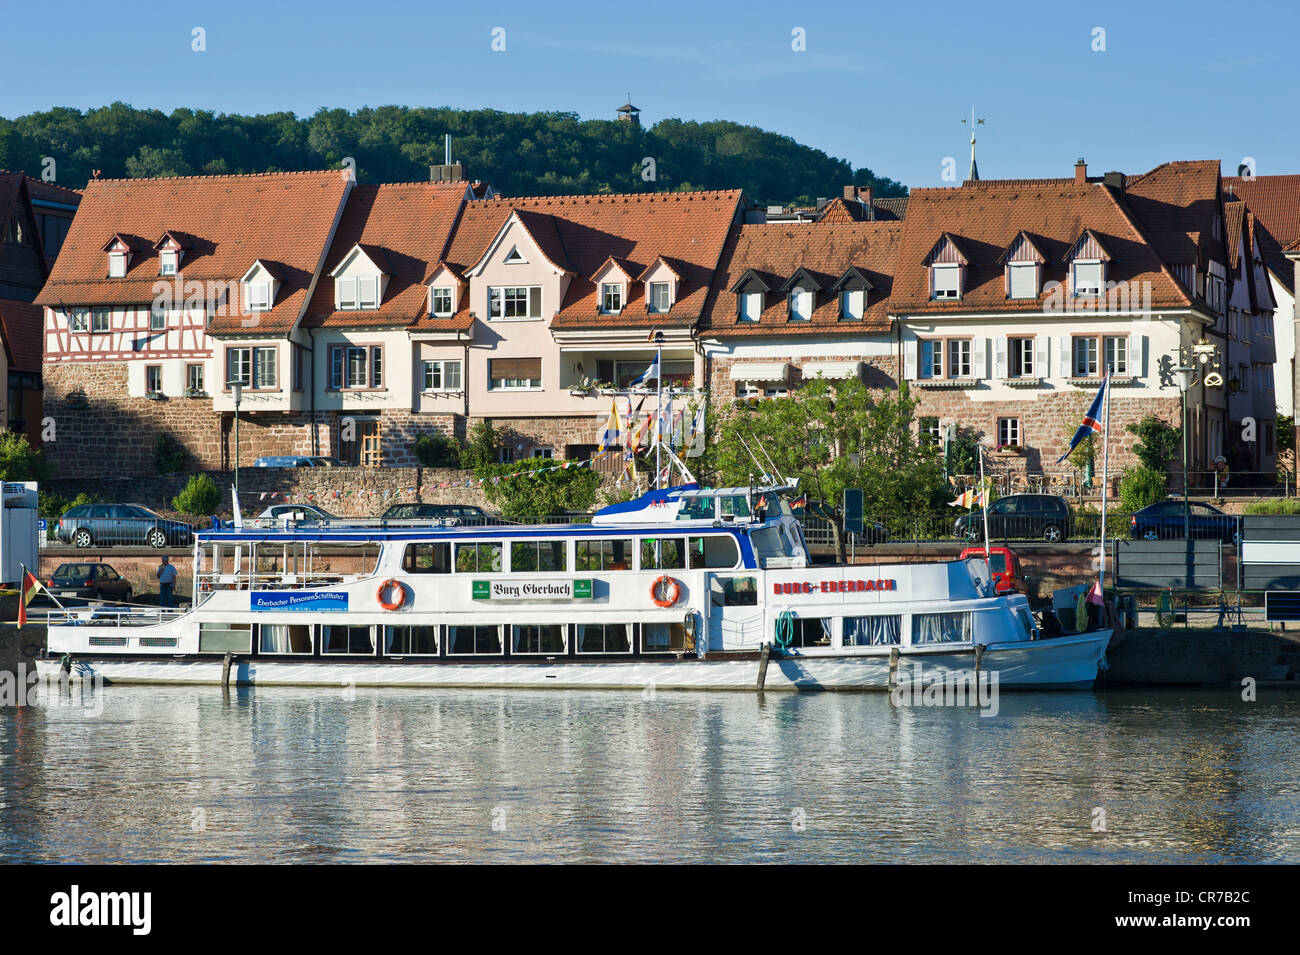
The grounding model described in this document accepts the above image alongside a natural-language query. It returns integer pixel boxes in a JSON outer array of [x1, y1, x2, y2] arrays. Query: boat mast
[[1099, 367, 1111, 596]]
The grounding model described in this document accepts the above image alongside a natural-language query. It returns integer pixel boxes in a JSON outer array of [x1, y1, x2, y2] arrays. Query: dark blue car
[[1129, 500, 1239, 544]]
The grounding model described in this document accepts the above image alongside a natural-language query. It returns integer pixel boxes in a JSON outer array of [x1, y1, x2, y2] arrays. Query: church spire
[[962, 107, 985, 182]]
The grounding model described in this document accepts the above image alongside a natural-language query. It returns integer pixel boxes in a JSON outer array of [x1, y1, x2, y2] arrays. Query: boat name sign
[[774, 579, 897, 595], [472, 579, 594, 601], [251, 591, 349, 612]]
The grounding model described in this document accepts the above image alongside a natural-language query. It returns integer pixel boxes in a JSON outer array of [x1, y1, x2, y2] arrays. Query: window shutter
[[490, 358, 542, 380], [994, 338, 1007, 379], [972, 337, 987, 380], [1035, 338, 1049, 377], [529, 287, 543, 317], [1132, 335, 1146, 378], [903, 340, 917, 381], [1057, 336, 1070, 377]]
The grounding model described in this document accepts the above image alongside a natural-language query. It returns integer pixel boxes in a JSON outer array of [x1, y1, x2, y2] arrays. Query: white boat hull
[[35, 631, 1109, 691]]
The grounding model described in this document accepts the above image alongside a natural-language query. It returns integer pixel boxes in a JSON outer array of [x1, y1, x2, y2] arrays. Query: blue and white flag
[[1058, 372, 1108, 463], [630, 354, 659, 388]]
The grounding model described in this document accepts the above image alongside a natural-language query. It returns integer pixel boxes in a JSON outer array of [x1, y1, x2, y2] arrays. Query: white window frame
[[159, 250, 177, 276], [245, 281, 271, 312], [997, 417, 1021, 447], [146, 365, 163, 395], [931, 264, 961, 300], [488, 286, 543, 320], [649, 281, 672, 313], [1008, 336, 1034, 377], [423, 359, 462, 392], [108, 252, 126, 278], [840, 288, 865, 321], [1104, 335, 1128, 375], [69, 308, 89, 332], [919, 339, 943, 379], [1073, 337, 1099, 377], [150, 303, 167, 331], [91, 307, 111, 333], [1073, 260, 1103, 297], [601, 283, 624, 314], [788, 286, 813, 321], [947, 339, 971, 378], [186, 363, 204, 393], [430, 286, 453, 317], [253, 346, 278, 390], [739, 291, 763, 322], [1008, 262, 1037, 299]]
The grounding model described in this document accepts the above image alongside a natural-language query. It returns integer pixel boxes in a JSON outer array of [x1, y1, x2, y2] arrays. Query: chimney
[[1074, 159, 1088, 183], [1103, 171, 1125, 193], [843, 185, 857, 200], [430, 163, 467, 182]]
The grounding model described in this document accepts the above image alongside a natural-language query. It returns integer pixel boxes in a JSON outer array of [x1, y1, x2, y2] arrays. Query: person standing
[[157, 555, 178, 609]]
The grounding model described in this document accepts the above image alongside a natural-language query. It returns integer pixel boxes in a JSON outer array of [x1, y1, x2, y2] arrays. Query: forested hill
[[0, 103, 906, 205]]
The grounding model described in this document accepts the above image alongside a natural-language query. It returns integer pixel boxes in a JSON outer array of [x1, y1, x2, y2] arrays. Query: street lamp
[[1175, 365, 1195, 538], [227, 380, 243, 500]]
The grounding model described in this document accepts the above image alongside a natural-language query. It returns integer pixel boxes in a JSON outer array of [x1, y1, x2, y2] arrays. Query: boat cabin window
[[199, 622, 251, 653], [259, 624, 312, 654], [640, 537, 686, 570], [843, 615, 901, 647], [677, 496, 715, 520], [322, 624, 375, 655], [455, 542, 503, 573], [782, 616, 832, 648], [711, 576, 758, 606], [511, 540, 568, 573], [385, 625, 440, 655], [911, 611, 972, 645], [403, 543, 452, 574], [576, 538, 633, 571], [749, 524, 799, 561], [448, 625, 502, 655], [512, 624, 566, 655], [576, 623, 631, 654], [688, 534, 740, 569], [719, 495, 751, 520], [643, 621, 689, 653], [753, 492, 791, 521]]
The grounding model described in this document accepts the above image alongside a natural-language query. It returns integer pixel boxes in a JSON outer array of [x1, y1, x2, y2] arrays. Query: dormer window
[[246, 282, 271, 312], [788, 286, 813, 321], [931, 264, 961, 300], [739, 291, 763, 322], [503, 246, 527, 264], [601, 283, 624, 314], [431, 286, 453, 317], [648, 282, 672, 314], [1008, 263, 1038, 299], [108, 252, 127, 278], [337, 276, 378, 310], [840, 289, 864, 320], [240, 260, 281, 314], [159, 250, 178, 276], [1072, 261, 1103, 297]]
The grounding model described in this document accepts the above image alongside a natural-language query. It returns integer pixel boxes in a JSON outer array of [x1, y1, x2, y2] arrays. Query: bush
[[459, 420, 501, 471], [1126, 415, 1180, 471], [412, 432, 461, 468], [477, 458, 601, 517], [1242, 499, 1300, 515], [0, 431, 52, 482], [38, 489, 96, 521], [154, 433, 186, 474], [1119, 466, 1169, 512], [172, 473, 221, 517]]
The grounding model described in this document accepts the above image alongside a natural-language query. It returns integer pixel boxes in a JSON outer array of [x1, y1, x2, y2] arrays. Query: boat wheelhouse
[[38, 484, 1111, 690]]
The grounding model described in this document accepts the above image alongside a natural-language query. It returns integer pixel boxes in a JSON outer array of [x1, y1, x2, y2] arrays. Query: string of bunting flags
[[255, 449, 619, 503]]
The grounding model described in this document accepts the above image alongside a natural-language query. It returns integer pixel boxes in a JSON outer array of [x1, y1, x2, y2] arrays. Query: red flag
[[17, 570, 39, 628], [1086, 579, 1104, 606]]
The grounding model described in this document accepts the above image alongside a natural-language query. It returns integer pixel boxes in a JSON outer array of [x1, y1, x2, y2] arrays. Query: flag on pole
[[683, 402, 706, 458], [1086, 579, 1104, 605], [17, 569, 40, 629], [1058, 374, 1109, 463], [947, 488, 986, 508], [596, 401, 623, 451], [630, 353, 659, 389]]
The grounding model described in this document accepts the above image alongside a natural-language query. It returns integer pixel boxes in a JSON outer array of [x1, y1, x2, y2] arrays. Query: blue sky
[[2, 0, 1297, 189]]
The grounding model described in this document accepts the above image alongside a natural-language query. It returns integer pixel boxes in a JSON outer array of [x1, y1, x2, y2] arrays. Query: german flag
[[17, 570, 40, 629]]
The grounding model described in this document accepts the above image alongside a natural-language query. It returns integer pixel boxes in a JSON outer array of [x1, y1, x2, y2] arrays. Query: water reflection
[[0, 686, 1296, 863]]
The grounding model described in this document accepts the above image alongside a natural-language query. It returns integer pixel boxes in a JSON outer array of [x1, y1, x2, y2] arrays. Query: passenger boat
[[37, 484, 1112, 691]]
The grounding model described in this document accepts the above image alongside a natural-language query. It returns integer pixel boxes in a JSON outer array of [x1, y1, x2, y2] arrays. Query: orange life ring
[[650, 575, 681, 608], [377, 578, 406, 611]]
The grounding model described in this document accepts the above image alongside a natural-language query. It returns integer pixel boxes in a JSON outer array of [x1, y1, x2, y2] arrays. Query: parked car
[[55, 504, 195, 548], [379, 503, 495, 524], [954, 494, 1072, 543], [254, 503, 339, 523], [45, 562, 134, 604], [1129, 500, 1240, 543], [253, 456, 338, 468]]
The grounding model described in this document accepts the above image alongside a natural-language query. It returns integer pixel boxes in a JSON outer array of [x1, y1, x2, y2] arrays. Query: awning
[[801, 361, 863, 380], [729, 361, 791, 382]]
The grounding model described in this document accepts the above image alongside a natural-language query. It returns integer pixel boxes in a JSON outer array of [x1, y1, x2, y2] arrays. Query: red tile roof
[[24, 179, 82, 206], [302, 181, 467, 329], [0, 298, 39, 372], [889, 180, 1192, 313], [1222, 175, 1300, 248], [701, 220, 903, 336], [35, 170, 351, 335], [426, 189, 742, 332], [1122, 160, 1227, 270]]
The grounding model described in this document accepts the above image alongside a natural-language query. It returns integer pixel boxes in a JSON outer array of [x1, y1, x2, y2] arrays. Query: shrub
[[172, 473, 221, 516], [1242, 499, 1300, 515], [1119, 466, 1168, 512], [0, 431, 52, 482], [1126, 414, 1180, 471], [459, 420, 501, 471], [412, 432, 461, 468], [154, 433, 186, 474]]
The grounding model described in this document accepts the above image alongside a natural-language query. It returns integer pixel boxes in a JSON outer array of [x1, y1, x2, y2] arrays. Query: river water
[[0, 684, 1296, 863]]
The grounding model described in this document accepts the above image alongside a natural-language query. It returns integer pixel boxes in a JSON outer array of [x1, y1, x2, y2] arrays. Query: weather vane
[[961, 107, 985, 181]]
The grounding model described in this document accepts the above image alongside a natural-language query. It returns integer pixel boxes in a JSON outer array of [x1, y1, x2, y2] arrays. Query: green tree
[[706, 378, 946, 561], [459, 420, 501, 471], [476, 458, 601, 518], [172, 473, 221, 516], [1119, 466, 1169, 512], [411, 432, 461, 468], [1126, 414, 1181, 471], [0, 431, 52, 482]]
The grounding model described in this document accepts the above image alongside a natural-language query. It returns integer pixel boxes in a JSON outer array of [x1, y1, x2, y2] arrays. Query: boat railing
[[196, 569, 371, 592], [48, 606, 188, 628]]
